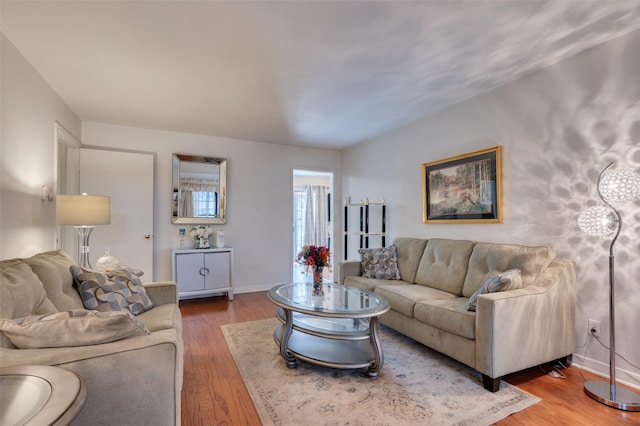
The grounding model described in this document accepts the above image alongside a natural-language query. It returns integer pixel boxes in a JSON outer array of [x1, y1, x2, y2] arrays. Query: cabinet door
[[203, 251, 230, 290], [175, 253, 205, 292]]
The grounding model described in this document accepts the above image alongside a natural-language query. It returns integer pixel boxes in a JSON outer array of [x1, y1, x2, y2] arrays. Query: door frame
[[54, 122, 81, 254], [292, 168, 335, 283]]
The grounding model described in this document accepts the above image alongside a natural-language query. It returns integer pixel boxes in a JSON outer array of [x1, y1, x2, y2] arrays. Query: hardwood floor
[[180, 292, 640, 425]]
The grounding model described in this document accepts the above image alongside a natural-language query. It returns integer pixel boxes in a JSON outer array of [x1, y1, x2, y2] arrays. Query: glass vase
[[312, 266, 324, 296]]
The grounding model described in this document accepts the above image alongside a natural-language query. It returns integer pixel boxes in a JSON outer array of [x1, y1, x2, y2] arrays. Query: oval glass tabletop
[[268, 282, 389, 317]]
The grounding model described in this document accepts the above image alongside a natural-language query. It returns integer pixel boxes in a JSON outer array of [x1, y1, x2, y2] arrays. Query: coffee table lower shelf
[[273, 325, 376, 371]]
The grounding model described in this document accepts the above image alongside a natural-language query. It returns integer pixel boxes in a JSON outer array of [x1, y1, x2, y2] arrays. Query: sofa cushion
[[0, 309, 150, 349], [466, 269, 523, 311], [393, 238, 428, 283], [414, 239, 475, 295], [23, 250, 84, 311], [462, 243, 555, 297], [72, 266, 154, 315], [374, 284, 457, 318], [0, 260, 58, 319], [343, 276, 409, 293], [358, 245, 401, 280], [414, 298, 476, 339]]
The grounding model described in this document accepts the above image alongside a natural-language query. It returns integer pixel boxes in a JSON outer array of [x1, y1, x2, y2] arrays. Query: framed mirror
[[172, 154, 226, 224]]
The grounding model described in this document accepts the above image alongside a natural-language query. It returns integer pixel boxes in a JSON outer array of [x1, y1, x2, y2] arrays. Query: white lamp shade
[[56, 195, 111, 225], [577, 205, 617, 237], [599, 169, 640, 202]]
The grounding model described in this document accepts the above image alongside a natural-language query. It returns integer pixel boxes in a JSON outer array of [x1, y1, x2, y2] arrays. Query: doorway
[[55, 122, 81, 255], [292, 169, 334, 283]]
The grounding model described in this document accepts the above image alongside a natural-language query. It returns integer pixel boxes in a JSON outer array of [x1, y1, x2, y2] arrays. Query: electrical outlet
[[588, 319, 601, 337]]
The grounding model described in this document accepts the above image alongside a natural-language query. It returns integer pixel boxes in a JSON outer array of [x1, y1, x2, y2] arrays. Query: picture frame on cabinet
[[422, 146, 502, 223]]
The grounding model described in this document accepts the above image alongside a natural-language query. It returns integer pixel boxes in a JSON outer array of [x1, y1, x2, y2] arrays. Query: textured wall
[[342, 30, 640, 386]]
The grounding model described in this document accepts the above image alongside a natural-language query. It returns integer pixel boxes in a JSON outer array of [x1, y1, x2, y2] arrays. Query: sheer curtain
[[303, 185, 329, 247], [178, 178, 219, 217]]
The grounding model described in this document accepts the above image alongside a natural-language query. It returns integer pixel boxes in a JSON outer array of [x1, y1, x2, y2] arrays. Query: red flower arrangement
[[295, 245, 331, 270]]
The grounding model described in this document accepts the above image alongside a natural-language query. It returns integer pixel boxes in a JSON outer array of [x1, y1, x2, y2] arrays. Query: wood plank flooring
[[180, 292, 640, 425]]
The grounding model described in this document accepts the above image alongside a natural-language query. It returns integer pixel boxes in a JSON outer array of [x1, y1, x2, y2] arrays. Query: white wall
[[342, 29, 640, 386], [0, 34, 82, 259], [81, 122, 341, 292]]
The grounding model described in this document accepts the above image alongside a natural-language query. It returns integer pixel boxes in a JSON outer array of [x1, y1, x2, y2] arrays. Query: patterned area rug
[[222, 318, 540, 426]]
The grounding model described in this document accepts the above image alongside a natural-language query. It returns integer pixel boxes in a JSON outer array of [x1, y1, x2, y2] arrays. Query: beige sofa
[[340, 237, 576, 391], [0, 250, 183, 425]]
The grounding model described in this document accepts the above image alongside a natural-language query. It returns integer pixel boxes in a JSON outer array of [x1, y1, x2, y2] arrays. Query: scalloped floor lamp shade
[[577, 163, 640, 412], [56, 194, 111, 269]]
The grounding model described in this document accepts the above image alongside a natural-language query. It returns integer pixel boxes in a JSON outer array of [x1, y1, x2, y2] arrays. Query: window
[[193, 191, 218, 217]]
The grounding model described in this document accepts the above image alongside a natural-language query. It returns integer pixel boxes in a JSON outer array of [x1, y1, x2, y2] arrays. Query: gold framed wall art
[[422, 146, 502, 223]]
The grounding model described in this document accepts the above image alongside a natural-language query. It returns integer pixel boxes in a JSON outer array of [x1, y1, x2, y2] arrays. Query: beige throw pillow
[[0, 309, 150, 349]]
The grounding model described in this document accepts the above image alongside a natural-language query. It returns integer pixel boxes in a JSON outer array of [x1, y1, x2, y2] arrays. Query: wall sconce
[[41, 186, 54, 202], [56, 193, 111, 268]]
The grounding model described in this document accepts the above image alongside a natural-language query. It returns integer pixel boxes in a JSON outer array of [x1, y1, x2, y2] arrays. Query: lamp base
[[584, 380, 640, 411], [73, 225, 95, 269]]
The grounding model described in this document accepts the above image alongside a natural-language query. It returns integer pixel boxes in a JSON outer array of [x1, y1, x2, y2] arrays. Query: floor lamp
[[56, 194, 111, 269], [577, 162, 640, 411]]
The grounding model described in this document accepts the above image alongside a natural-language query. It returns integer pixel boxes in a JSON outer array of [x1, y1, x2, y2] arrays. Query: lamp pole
[[582, 162, 640, 411]]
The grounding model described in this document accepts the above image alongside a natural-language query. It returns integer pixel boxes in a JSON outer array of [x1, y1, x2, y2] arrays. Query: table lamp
[[56, 193, 111, 268], [577, 162, 640, 411]]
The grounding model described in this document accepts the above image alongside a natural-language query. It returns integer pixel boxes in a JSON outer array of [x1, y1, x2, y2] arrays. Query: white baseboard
[[234, 283, 279, 294], [572, 353, 640, 391]]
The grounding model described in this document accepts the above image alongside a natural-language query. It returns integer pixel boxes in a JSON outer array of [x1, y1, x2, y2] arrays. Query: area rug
[[221, 318, 540, 426]]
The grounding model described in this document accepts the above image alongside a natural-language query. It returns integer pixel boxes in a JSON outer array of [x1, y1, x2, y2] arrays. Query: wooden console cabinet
[[171, 248, 233, 301]]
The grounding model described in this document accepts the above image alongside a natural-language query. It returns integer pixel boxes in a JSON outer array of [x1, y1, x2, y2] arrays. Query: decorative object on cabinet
[[172, 153, 227, 224], [343, 197, 386, 260], [215, 230, 225, 248], [56, 193, 111, 268], [189, 225, 214, 249], [171, 248, 233, 300], [178, 228, 186, 249], [577, 162, 640, 412], [422, 146, 502, 223]]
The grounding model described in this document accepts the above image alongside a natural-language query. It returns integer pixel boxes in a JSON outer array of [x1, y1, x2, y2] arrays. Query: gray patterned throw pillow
[[71, 266, 154, 315], [358, 245, 401, 280], [466, 269, 522, 312]]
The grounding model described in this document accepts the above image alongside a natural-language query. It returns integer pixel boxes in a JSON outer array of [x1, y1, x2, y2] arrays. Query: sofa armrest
[[144, 281, 178, 306], [475, 259, 576, 378], [339, 261, 361, 284], [0, 328, 183, 426]]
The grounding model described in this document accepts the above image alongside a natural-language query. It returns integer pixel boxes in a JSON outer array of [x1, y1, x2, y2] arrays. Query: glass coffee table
[[267, 282, 390, 378]]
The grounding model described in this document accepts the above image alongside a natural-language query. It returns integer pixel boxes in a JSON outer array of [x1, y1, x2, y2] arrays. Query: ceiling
[[2, 1, 639, 150]]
